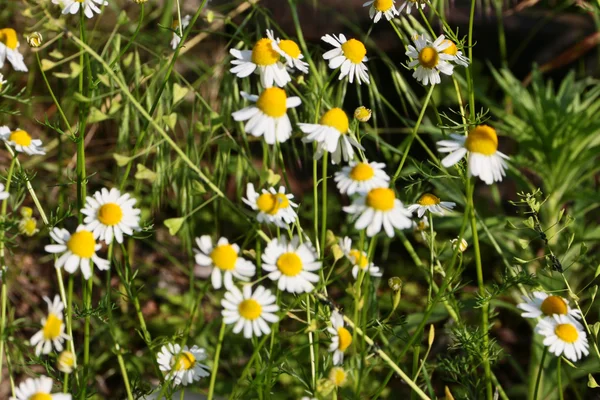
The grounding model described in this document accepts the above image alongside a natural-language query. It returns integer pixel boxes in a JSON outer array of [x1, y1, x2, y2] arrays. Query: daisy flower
[[19, 216, 39, 237], [0, 28, 27, 72], [299, 108, 364, 165], [221, 284, 279, 339], [30, 295, 70, 356], [329, 367, 348, 387], [437, 125, 509, 185], [170, 15, 191, 50], [266, 29, 308, 74], [194, 235, 256, 290], [0, 126, 45, 155], [10, 376, 71, 400], [363, 0, 400, 23], [441, 39, 470, 67], [327, 311, 353, 365], [242, 183, 298, 228], [232, 88, 301, 144], [406, 34, 454, 86], [45, 226, 110, 280], [517, 291, 581, 320], [398, 0, 427, 14], [322, 34, 370, 85], [334, 160, 390, 195], [81, 187, 141, 245], [262, 236, 322, 293], [354, 106, 372, 122], [339, 236, 382, 279], [536, 314, 589, 362], [343, 187, 413, 237], [406, 193, 456, 218], [229, 38, 291, 88], [52, 0, 107, 19], [157, 343, 210, 386]]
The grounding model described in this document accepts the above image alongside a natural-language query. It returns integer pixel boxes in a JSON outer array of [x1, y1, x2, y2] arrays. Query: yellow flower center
[[0, 28, 18, 50], [348, 249, 368, 269], [465, 125, 498, 156], [337, 327, 353, 351], [540, 296, 568, 316], [256, 192, 290, 215], [97, 203, 123, 226], [278, 39, 301, 58], [418, 47, 439, 69], [21, 218, 37, 236], [442, 40, 458, 56], [43, 313, 63, 340], [251, 38, 279, 66], [67, 230, 96, 258], [320, 108, 349, 134], [58, 351, 75, 369], [330, 367, 347, 387], [418, 193, 441, 206], [341, 39, 367, 64], [210, 244, 238, 271], [354, 106, 372, 122], [276, 252, 303, 276], [349, 163, 375, 181], [256, 87, 288, 118], [555, 323, 579, 343], [174, 351, 196, 371], [238, 299, 262, 320], [374, 0, 394, 11], [30, 393, 52, 400], [366, 188, 395, 211], [9, 130, 32, 147]]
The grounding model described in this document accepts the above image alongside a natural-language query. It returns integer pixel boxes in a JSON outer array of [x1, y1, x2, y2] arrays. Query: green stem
[[35, 53, 72, 132], [320, 152, 328, 258], [466, 0, 477, 119], [532, 347, 547, 400], [558, 357, 564, 400], [207, 321, 226, 400], [116, 343, 134, 400]]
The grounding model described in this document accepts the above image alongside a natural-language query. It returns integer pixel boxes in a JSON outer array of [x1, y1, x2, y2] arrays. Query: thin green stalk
[[81, 274, 93, 400], [307, 294, 316, 390], [466, 0, 477, 118], [116, 343, 134, 400], [207, 321, 226, 400], [558, 357, 564, 400], [320, 152, 328, 258], [428, 212, 434, 303], [532, 347, 547, 400], [35, 53, 72, 132]]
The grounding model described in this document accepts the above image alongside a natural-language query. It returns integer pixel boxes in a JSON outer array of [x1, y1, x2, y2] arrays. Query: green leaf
[[135, 164, 157, 182], [49, 50, 64, 59], [73, 92, 91, 103], [88, 107, 109, 123], [122, 53, 134, 68], [113, 154, 132, 167], [162, 113, 177, 130], [523, 217, 535, 230], [580, 242, 588, 256], [191, 180, 206, 195], [97, 74, 110, 87], [592, 322, 600, 338], [109, 100, 122, 115], [588, 374, 599, 388], [69, 62, 82, 78], [52, 72, 70, 79], [513, 257, 529, 264], [164, 217, 185, 236], [41, 59, 56, 71], [173, 83, 189, 105]]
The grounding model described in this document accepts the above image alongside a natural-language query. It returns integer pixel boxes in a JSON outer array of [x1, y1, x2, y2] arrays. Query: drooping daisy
[[242, 183, 298, 228], [441, 39, 470, 67], [437, 125, 509, 185], [45, 226, 110, 280], [406, 193, 456, 218], [194, 235, 256, 290], [517, 291, 581, 320], [334, 160, 390, 195], [398, 0, 427, 14], [57, 350, 75, 374], [406, 34, 454, 86], [266, 29, 308, 74], [536, 314, 589, 362], [0, 28, 27, 72], [10, 375, 71, 400], [327, 311, 353, 365], [262, 235, 322, 293], [0, 126, 45, 155], [30, 295, 70, 356], [299, 108, 364, 165], [81, 187, 141, 245], [221, 284, 279, 339], [329, 367, 348, 387], [339, 236, 382, 279], [170, 15, 191, 50], [157, 343, 210, 386], [52, 0, 107, 19], [322, 34, 370, 85], [344, 187, 413, 237], [229, 38, 291, 88], [232, 88, 301, 144], [363, 0, 400, 23]]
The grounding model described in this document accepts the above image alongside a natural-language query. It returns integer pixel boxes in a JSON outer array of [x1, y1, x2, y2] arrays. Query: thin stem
[[557, 357, 564, 400], [466, 0, 477, 118], [320, 152, 328, 258], [207, 321, 226, 400], [307, 294, 316, 390], [35, 53, 72, 132], [532, 347, 547, 400]]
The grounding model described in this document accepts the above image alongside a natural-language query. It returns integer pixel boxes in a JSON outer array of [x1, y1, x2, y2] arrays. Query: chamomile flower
[[262, 236, 322, 293], [406, 193, 456, 218], [30, 295, 70, 356], [0, 28, 27, 72], [45, 226, 110, 280], [322, 34, 370, 85], [57, 350, 75, 374], [81, 188, 141, 245], [229, 38, 291, 88], [344, 187, 413, 237], [52, 0, 107, 19], [339, 236, 382, 279], [441, 39, 470, 67], [334, 160, 390, 195], [437, 125, 509, 185], [232, 88, 301, 144], [10, 376, 71, 400], [0, 126, 45, 155], [266, 29, 308, 74], [221, 284, 279, 339], [363, 0, 400, 23], [536, 314, 589, 362], [329, 367, 348, 387], [354, 106, 372, 122], [194, 235, 256, 290], [170, 15, 191, 49], [299, 108, 364, 165], [327, 311, 353, 365], [157, 343, 210, 386], [517, 291, 581, 320], [19, 217, 39, 237], [242, 183, 298, 228], [406, 34, 454, 85], [398, 0, 427, 14]]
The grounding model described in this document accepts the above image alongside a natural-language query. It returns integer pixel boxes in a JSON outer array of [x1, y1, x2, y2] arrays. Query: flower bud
[[451, 238, 468, 253], [57, 350, 75, 374], [388, 277, 402, 292], [27, 32, 43, 48], [20, 206, 33, 218], [354, 106, 372, 122], [132, 0, 148, 4]]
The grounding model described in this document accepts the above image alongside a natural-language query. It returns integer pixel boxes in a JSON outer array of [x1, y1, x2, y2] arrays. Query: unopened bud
[[20, 207, 33, 218], [57, 350, 75, 374], [27, 32, 43, 48], [354, 106, 372, 122], [388, 277, 402, 292], [451, 238, 468, 253]]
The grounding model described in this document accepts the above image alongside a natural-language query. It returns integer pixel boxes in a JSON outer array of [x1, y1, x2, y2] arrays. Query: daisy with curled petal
[[536, 314, 589, 362], [171, 15, 191, 49], [221, 284, 279, 339], [30, 295, 70, 357], [157, 343, 210, 386], [339, 237, 382, 279], [334, 160, 390, 195], [262, 235, 322, 293], [0, 28, 27, 72], [266, 29, 309, 74], [10, 375, 71, 400], [363, 0, 400, 23], [194, 235, 256, 290], [441, 39, 470, 67], [242, 183, 298, 228], [229, 38, 291, 88], [406, 34, 454, 86], [517, 291, 581, 320], [406, 193, 456, 218], [52, 0, 107, 19], [0, 126, 45, 155], [344, 187, 413, 237], [328, 311, 353, 365], [398, 0, 427, 14], [322, 34, 370, 85], [232, 88, 301, 145], [437, 125, 509, 185], [45, 226, 110, 280]]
